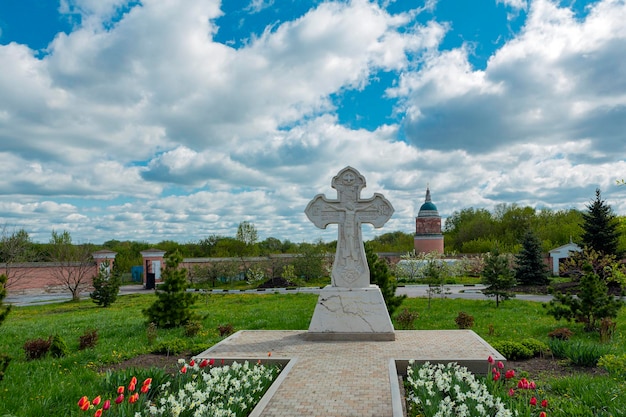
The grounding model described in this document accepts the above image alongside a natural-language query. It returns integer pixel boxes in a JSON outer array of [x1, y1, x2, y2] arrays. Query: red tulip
[[129, 393, 139, 404], [180, 366, 187, 374], [78, 396, 88, 408], [115, 394, 124, 404], [505, 369, 515, 379], [539, 412, 547, 417], [128, 382, 136, 392], [140, 384, 150, 394], [530, 396, 538, 406], [142, 378, 152, 386], [529, 381, 537, 389], [493, 371, 501, 381], [80, 400, 90, 411], [189, 359, 195, 367], [94, 409, 102, 417], [92, 396, 101, 406], [199, 359, 209, 368], [508, 388, 515, 397], [209, 358, 215, 366], [117, 386, 124, 394], [130, 376, 137, 386], [541, 399, 548, 408], [497, 361, 504, 369], [487, 356, 495, 364], [102, 400, 111, 411]]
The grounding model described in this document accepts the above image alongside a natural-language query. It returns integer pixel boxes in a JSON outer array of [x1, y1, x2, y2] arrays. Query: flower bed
[[77, 359, 281, 417]]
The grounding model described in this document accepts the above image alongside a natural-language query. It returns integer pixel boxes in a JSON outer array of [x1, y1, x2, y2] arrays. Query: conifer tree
[[581, 188, 621, 256], [365, 243, 405, 315], [514, 230, 550, 286], [143, 251, 198, 328], [482, 247, 516, 307], [90, 260, 122, 307]]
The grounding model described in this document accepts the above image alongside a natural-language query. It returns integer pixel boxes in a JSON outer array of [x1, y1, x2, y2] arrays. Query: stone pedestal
[[307, 285, 395, 341]]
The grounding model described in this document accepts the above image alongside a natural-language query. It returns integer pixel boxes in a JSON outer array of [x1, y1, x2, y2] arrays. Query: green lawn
[[1, 293, 624, 416]]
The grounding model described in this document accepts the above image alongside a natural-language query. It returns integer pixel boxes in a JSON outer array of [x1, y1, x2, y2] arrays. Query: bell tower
[[414, 187, 444, 253]]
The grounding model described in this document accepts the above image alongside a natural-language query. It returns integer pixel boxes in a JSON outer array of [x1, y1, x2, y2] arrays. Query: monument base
[[306, 285, 395, 341]]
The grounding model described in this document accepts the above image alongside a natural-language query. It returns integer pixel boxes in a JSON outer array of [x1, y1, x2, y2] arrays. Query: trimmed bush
[[49, 334, 69, 358], [598, 354, 626, 377], [151, 339, 189, 355], [79, 329, 98, 350], [548, 327, 573, 340], [520, 338, 549, 357], [454, 311, 475, 329], [184, 320, 202, 337], [395, 308, 419, 330], [217, 323, 234, 337], [23, 337, 52, 360], [490, 340, 534, 360]]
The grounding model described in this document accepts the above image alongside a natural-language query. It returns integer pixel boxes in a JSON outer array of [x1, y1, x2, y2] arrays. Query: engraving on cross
[[305, 166, 394, 288]]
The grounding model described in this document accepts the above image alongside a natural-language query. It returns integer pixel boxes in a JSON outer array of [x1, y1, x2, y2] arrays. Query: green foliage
[[548, 339, 614, 367], [597, 353, 626, 377], [514, 230, 550, 285], [454, 311, 474, 329], [365, 243, 405, 315], [49, 335, 69, 358], [490, 340, 534, 360], [581, 188, 621, 256], [23, 337, 52, 360], [520, 338, 549, 356], [143, 251, 199, 328], [481, 247, 516, 307], [151, 338, 189, 355], [183, 320, 202, 337], [546, 264, 624, 332], [90, 260, 122, 307], [366, 231, 413, 252], [0, 354, 10, 382], [0, 273, 11, 326]]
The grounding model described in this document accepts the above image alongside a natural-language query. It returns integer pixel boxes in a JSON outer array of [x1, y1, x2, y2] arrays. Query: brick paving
[[196, 330, 505, 417]]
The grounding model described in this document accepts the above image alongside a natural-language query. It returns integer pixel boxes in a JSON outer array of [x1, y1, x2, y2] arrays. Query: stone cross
[[305, 166, 394, 288]]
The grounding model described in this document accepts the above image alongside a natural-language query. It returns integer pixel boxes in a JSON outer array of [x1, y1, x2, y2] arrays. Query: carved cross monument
[[305, 166, 396, 341], [305, 166, 394, 288]]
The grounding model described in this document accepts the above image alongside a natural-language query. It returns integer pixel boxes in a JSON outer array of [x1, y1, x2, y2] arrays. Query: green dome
[[418, 188, 440, 218]]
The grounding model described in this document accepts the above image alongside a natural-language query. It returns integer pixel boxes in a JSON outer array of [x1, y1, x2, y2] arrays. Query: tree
[[514, 230, 550, 286], [547, 263, 623, 332], [365, 243, 405, 315], [89, 260, 121, 307], [293, 241, 327, 281], [0, 226, 40, 289], [482, 248, 516, 307], [47, 230, 95, 302], [0, 273, 10, 326], [143, 251, 198, 328], [581, 188, 621, 256], [236, 221, 258, 246]]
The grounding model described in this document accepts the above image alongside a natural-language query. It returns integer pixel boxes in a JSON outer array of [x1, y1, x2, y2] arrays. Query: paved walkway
[[196, 330, 504, 417]]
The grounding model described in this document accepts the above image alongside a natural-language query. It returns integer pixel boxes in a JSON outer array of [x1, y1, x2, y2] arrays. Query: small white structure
[[549, 242, 582, 276]]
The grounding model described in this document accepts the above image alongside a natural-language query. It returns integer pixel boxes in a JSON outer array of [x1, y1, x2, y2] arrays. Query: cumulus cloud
[[0, 0, 624, 243]]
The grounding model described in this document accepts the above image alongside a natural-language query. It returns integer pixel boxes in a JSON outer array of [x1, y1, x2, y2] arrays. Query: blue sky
[[0, 0, 625, 244]]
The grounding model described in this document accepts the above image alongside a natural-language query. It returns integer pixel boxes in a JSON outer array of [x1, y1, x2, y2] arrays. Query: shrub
[[184, 320, 202, 337], [520, 338, 549, 357], [146, 322, 158, 345], [0, 354, 11, 382], [23, 337, 52, 360], [454, 311, 474, 329], [217, 323, 234, 337], [548, 339, 613, 367], [599, 317, 616, 343], [548, 327, 573, 340], [79, 329, 98, 350], [490, 340, 534, 360], [151, 339, 189, 355], [395, 308, 419, 330], [597, 354, 626, 377], [49, 334, 69, 358]]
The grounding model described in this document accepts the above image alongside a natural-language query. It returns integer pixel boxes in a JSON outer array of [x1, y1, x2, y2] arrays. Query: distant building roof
[[418, 187, 440, 218]]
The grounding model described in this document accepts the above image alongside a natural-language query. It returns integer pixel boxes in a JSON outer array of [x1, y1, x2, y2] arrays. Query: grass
[[1, 293, 625, 416]]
